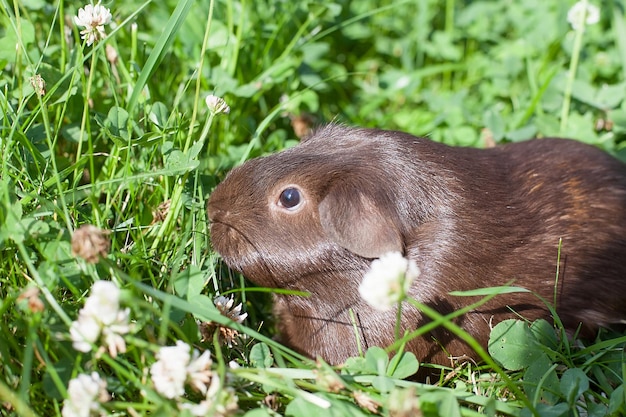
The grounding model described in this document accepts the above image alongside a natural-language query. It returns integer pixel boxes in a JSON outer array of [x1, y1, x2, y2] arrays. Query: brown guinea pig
[[207, 124, 626, 373]]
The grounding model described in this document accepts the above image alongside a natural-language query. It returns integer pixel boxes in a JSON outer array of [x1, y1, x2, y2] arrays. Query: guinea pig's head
[[207, 125, 423, 289]]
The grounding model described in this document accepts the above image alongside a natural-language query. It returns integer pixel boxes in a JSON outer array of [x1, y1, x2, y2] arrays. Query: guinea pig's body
[[208, 124, 626, 371]]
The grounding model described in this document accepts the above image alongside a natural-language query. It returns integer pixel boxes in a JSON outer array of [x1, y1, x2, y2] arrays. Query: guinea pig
[[207, 124, 626, 373]]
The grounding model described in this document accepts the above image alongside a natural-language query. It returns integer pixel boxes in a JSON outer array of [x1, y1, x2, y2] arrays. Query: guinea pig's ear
[[318, 185, 403, 258]]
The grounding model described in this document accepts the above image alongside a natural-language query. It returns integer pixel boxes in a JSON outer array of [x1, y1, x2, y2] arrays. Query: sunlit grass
[[1, 0, 625, 415]]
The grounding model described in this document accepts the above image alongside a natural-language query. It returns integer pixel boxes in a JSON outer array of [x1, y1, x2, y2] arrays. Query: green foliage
[[1, 0, 625, 415], [489, 319, 626, 416]]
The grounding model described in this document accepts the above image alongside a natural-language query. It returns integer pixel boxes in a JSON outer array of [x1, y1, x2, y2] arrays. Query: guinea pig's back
[[476, 139, 626, 333]]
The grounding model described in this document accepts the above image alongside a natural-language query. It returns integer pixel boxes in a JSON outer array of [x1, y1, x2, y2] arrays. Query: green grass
[[1, 0, 626, 416]]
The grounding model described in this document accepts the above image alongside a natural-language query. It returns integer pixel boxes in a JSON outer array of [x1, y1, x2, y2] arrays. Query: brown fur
[[208, 124, 626, 376]]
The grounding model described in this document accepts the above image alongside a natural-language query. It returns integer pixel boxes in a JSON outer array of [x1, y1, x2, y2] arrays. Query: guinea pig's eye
[[278, 187, 303, 210]]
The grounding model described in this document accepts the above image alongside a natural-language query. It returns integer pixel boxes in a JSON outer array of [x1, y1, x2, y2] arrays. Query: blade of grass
[[560, 0, 589, 135], [126, 0, 194, 115], [0, 379, 39, 417], [127, 278, 312, 365], [612, 4, 626, 81]]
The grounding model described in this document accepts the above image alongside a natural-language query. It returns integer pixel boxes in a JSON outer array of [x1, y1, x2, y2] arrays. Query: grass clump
[[1, 0, 625, 416]]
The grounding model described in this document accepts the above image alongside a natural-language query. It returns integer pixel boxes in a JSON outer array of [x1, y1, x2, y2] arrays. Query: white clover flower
[[567, 1, 600, 31], [180, 400, 213, 417], [74, 2, 112, 46], [179, 376, 238, 417], [186, 350, 213, 394], [69, 280, 130, 357], [199, 296, 248, 347], [81, 280, 121, 325], [205, 95, 230, 115], [70, 314, 100, 353], [101, 309, 130, 357], [178, 377, 220, 416], [29, 74, 46, 97], [150, 340, 191, 399], [358, 252, 420, 311], [214, 295, 248, 324], [71, 224, 110, 263], [150, 341, 218, 402], [61, 372, 109, 417], [102, 328, 126, 358]]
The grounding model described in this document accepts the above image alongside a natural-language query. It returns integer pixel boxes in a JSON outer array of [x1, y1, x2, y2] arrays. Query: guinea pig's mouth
[[208, 219, 284, 288]]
